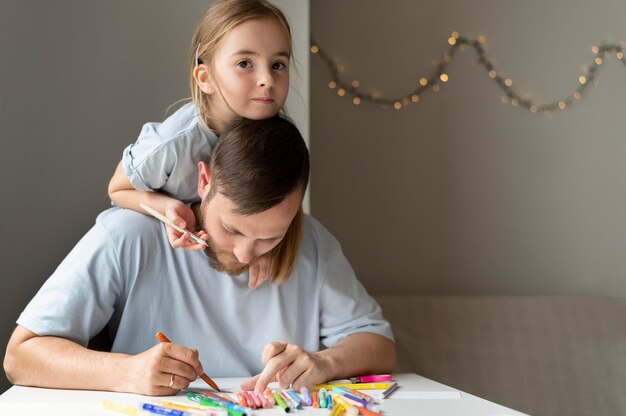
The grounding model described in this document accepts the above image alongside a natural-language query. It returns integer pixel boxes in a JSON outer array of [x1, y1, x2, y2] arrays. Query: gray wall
[[0, 0, 308, 393], [311, 0, 626, 296]]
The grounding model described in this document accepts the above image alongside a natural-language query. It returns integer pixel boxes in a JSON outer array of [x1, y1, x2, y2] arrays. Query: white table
[[0, 373, 528, 415]]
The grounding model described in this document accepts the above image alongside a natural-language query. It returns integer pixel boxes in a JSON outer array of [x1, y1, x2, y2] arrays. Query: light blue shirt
[[122, 102, 218, 203], [17, 209, 394, 377]]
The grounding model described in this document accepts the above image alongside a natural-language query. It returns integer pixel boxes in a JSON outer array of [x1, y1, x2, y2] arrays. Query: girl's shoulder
[[153, 102, 216, 143]]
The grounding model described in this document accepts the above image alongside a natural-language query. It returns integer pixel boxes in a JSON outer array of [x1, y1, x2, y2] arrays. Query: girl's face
[[208, 18, 290, 132]]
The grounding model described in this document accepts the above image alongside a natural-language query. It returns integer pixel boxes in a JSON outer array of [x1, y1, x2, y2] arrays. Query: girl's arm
[[108, 161, 207, 250]]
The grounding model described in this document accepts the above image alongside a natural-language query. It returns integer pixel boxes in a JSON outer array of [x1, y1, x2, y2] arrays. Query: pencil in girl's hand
[[155, 331, 221, 391], [139, 203, 209, 247]]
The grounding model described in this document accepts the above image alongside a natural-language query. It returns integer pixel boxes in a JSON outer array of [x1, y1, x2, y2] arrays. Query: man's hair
[[205, 116, 309, 283]]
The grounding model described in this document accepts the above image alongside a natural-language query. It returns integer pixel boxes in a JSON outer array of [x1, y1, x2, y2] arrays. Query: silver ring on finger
[[169, 373, 175, 388]]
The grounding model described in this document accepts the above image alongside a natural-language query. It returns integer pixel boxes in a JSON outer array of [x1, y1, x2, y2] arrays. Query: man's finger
[[261, 342, 288, 365], [240, 373, 260, 391]]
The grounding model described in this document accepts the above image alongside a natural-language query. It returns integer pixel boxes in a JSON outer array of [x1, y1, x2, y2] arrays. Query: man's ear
[[193, 64, 214, 94], [198, 162, 212, 198]]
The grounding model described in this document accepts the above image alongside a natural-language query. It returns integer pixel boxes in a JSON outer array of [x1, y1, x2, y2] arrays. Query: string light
[[312, 34, 625, 115]]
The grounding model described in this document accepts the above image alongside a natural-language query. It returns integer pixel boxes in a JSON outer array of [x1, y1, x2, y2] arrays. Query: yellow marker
[[101, 401, 138, 415], [314, 382, 392, 390]]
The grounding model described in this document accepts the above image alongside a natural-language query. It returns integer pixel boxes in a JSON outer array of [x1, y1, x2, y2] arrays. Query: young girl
[[108, 0, 293, 288]]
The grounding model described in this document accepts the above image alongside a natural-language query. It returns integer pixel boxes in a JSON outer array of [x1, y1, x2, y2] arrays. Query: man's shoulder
[[96, 207, 161, 239], [300, 214, 342, 256]]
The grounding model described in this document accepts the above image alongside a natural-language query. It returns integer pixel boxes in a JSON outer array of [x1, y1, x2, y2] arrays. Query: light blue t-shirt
[[122, 102, 218, 203], [17, 208, 394, 377]]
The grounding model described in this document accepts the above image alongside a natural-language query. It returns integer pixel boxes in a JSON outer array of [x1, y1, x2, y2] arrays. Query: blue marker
[[286, 389, 303, 409]]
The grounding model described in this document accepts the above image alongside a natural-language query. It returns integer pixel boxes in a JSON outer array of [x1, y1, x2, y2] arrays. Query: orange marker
[[312, 391, 319, 408], [155, 331, 221, 391]]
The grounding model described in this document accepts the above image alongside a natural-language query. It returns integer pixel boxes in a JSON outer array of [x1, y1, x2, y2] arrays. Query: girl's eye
[[237, 60, 252, 69], [224, 227, 237, 235], [272, 61, 287, 70]]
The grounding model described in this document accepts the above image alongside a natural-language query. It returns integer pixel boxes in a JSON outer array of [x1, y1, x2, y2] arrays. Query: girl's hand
[[164, 202, 208, 251], [248, 253, 272, 289]]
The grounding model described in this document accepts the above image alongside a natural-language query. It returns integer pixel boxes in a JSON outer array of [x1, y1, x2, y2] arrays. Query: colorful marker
[[186, 392, 247, 416], [315, 383, 392, 390], [382, 382, 399, 399], [333, 385, 375, 404], [318, 387, 329, 408], [300, 386, 312, 406], [273, 392, 291, 413], [263, 388, 275, 406], [311, 391, 319, 408], [350, 375, 393, 383], [286, 389, 303, 409]]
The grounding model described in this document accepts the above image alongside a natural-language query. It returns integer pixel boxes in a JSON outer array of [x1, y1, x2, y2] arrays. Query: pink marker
[[351, 375, 393, 383]]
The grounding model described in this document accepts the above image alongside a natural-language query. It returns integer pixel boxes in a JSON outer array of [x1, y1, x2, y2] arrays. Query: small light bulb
[[489, 70, 497, 78], [337, 65, 345, 73], [419, 78, 428, 86], [578, 76, 587, 84], [505, 78, 513, 87], [477, 35, 486, 44], [558, 101, 566, 109], [351, 80, 360, 88], [328, 81, 337, 89], [440, 73, 449, 82], [432, 85, 440, 92], [352, 97, 361, 105], [573, 91, 581, 100], [591, 46, 599, 54], [501, 96, 509, 103], [617, 52, 624, 59], [310, 45, 319, 54], [511, 98, 519, 106], [530, 105, 538, 113], [595, 57, 603, 65], [411, 94, 420, 103], [394, 101, 402, 110], [448, 37, 457, 46], [337, 88, 346, 97], [451, 31, 459, 39], [402, 97, 410, 106]]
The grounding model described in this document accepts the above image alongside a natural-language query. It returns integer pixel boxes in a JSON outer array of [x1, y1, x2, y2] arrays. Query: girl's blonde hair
[[190, 0, 292, 130]]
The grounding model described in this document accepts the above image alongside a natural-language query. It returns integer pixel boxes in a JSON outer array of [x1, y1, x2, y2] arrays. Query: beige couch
[[373, 295, 626, 416]]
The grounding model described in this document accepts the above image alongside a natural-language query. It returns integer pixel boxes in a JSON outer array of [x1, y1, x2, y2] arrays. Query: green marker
[[187, 392, 246, 416], [273, 392, 291, 413]]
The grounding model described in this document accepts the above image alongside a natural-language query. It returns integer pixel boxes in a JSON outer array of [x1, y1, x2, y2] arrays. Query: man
[[4, 117, 395, 396]]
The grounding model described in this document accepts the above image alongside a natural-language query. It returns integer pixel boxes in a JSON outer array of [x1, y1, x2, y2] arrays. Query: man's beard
[[195, 200, 252, 277], [203, 240, 251, 277]]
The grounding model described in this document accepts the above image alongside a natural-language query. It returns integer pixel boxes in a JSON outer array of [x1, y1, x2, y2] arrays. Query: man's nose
[[233, 241, 255, 264]]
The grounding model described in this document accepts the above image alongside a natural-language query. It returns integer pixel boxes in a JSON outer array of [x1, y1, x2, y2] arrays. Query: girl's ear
[[194, 64, 214, 94], [197, 162, 212, 198]]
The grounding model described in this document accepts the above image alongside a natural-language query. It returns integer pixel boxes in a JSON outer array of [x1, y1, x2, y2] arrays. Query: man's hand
[[240, 342, 332, 393], [248, 253, 273, 289], [127, 342, 204, 396], [164, 201, 209, 251]]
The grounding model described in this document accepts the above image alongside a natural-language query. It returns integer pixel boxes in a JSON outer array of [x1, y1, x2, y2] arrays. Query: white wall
[[0, 0, 309, 393], [310, 0, 626, 296]]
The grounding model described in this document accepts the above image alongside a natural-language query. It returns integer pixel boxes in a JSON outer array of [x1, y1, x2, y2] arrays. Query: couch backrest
[[374, 295, 626, 416]]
